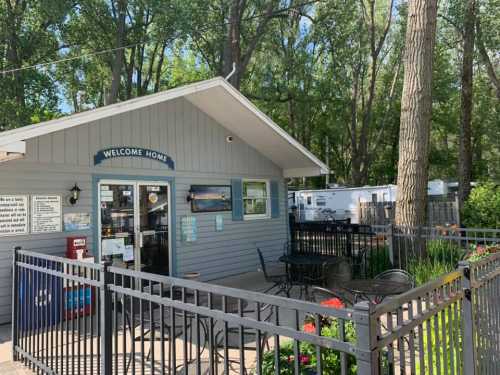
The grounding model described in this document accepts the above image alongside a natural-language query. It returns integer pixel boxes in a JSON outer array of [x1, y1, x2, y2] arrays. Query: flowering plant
[[260, 310, 357, 375]]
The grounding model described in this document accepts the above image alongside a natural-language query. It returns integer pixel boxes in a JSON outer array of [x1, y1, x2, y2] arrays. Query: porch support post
[[354, 301, 380, 375], [459, 260, 477, 375], [100, 261, 113, 375]]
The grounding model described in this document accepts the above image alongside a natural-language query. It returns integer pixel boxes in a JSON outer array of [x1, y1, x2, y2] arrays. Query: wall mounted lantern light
[[186, 190, 195, 203], [69, 183, 82, 205]]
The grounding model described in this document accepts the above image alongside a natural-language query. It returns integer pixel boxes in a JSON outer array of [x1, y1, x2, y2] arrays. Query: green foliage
[[365, 246, 393, 278], [415, 313, 462, 374], [409, 240, 464, 285], [260, 320, 357, 375], [462, 183, 500, 229]]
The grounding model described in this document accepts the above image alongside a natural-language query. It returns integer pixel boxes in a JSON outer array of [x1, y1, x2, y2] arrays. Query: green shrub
[[365, 246, 393, 277], [409, 240, 465, 285], [260, 320, 357, 375], [408, 259, 456, 286], [461, 182, 500, 228], [426, 240, 465, 265]]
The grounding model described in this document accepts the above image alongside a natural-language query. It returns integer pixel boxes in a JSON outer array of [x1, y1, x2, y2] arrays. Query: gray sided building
[[0, 77, 328, 323]]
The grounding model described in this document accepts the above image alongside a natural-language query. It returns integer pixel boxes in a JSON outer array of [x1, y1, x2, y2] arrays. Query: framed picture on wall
[[189, 185, 232, 213]]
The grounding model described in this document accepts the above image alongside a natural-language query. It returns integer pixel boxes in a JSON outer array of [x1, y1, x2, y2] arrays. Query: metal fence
[[291, 222, 500, 277], [11, 248, 500, 374], [359, 199, 460, 227]]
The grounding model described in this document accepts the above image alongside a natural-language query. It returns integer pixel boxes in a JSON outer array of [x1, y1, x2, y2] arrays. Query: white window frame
[[242, 179, 271, 220]]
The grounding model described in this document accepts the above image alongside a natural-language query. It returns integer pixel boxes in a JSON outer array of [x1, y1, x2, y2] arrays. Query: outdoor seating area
[[9, 222, 500, 375]]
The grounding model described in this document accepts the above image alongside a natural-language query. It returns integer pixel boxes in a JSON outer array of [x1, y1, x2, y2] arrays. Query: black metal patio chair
[[256, 247, 289, 296], [374, 269, 415, 288]]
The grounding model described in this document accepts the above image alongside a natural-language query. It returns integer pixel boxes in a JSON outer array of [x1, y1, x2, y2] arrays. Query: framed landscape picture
[[189, 185, 232, 213]]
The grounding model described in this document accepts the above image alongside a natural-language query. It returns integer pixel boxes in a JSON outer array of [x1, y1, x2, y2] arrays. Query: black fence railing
[[290, 222, 500, 278], [11, 248, 500, 374]]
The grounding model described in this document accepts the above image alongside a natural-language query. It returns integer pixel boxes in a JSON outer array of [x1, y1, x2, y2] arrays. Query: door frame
[[92, 174, 176, 276]]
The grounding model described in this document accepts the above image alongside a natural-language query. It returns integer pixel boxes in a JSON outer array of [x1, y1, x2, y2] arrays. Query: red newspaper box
[[66, 236, 88, 259]]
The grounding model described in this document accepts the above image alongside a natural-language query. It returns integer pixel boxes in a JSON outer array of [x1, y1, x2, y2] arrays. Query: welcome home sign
[[94, 147, 175, 169]]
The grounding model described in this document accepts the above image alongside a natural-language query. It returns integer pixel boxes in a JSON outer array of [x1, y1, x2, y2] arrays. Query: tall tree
[[457, 0, 476, 208], [107, 0, 127, 104], [395, 0, 438, 227]]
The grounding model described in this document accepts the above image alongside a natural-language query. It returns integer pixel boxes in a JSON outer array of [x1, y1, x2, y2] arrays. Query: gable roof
[[0, 77, 328, 177]]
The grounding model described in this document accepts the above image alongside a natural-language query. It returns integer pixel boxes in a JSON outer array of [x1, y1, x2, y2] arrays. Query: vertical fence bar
[[354, 301, 379, 375], [387, 224, 394, 266], [11, 246, 21, 361], [458, 261, 477, 375], [100, 261, 113, 375]]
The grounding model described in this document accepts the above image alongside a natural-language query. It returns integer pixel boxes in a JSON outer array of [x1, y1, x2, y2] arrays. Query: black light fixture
[[69, 183, 81, 205], [186, 190, 195, 203]]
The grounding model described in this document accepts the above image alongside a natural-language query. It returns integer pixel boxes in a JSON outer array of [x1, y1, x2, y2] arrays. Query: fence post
[[459, 260, 477, 375], [387, 224, 395, 266], [354, 301, 379, 375], [454, 193, 461, 226], [11, 246, 21, 362], [100, 261, 113, 375]]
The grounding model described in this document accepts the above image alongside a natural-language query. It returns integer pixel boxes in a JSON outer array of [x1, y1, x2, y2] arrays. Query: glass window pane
[[244, 198, 267, 215], [243, 181, 267, 198]]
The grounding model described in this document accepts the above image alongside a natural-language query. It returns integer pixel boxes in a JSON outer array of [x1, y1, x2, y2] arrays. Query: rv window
[[316, 200, 326, 206], [307, 196, 312, 205], [372, 193, 378, 203]]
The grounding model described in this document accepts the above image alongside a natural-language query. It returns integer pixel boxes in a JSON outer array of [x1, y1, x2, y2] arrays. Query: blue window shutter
[[231, 179, 243, 221], [270, 180, 280, 218]]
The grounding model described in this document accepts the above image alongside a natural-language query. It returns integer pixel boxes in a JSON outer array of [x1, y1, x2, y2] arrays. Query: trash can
[[19, 259, 62, 332]]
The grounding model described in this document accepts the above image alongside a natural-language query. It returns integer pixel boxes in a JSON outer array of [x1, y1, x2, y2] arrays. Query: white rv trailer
[[290, 180, 452, 223], [289, 185, 398, 223]]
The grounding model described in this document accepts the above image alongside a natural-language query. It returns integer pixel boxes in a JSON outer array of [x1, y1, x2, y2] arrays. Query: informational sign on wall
[[64, 213, 91, 231], [31, 195, 62, 234], [181, 216, 197, 242], [0, 195, 29, 237]]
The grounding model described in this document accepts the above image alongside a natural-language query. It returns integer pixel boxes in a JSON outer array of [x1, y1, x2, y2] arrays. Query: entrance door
[[98, 180, 170, 275]]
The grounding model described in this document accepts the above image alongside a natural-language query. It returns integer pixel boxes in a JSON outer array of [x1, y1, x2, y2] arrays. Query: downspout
[[225, 62, 237, 81]]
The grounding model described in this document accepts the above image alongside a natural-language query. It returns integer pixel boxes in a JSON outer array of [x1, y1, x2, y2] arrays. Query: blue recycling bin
[[19, 259, 62, 332]]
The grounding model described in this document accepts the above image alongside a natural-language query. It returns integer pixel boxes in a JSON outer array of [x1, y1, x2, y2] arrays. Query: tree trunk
[[107, 0, 127, 105], [222, 0, 242, 89], [476, 18, 500, 100], [458, 0, 476, 211], [395, 0, 438, 229]]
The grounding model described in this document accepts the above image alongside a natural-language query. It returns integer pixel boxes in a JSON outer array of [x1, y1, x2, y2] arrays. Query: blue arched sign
[[94, 147, 175, 169]]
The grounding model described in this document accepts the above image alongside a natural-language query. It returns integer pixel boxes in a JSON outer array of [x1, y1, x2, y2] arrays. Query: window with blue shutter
[[270, 180, 280, 218], [231, 179, 243, 221]]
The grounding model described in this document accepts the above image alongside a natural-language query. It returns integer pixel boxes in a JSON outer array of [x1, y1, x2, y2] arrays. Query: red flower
[[299, 354, 310, 365], [320, 298, 345, 309], [303, 322, 316, 333]]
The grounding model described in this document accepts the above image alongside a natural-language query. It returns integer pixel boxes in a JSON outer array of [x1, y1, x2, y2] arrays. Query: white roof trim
[[0, 141, 25, 154], [0, 77, 328, 176]]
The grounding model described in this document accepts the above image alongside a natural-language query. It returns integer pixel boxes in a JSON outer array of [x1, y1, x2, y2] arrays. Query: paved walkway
[[0, 324, 31, 374]]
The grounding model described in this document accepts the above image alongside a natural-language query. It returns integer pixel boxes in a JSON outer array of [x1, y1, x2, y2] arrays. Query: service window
[[243, 180, 270, 219]]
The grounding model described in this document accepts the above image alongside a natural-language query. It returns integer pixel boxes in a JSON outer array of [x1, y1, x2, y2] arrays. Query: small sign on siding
[[215, 215, 224, 232], [31, 195, 62, 234], [181, 216, 197, 242], [0, 195, 29, 237]]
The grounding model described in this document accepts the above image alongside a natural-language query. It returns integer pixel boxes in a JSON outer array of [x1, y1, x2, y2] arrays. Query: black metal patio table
[[279, 254, 344, 296], [340, 279, 412, 303]]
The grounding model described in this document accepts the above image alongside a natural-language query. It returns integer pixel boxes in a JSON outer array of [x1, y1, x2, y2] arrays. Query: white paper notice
[[100, 190, 114, 202], [0, 195, 29, 237], [102, 238, 125, 256], [31, 195, 62, 234], [123, 245, 134, 262]]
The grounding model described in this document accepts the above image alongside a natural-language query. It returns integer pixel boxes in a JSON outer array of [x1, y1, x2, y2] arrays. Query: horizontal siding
[[0, 96, 288, 323]]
